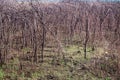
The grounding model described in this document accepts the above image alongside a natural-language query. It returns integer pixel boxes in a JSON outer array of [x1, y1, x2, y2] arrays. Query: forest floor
[[0, 44, 117, 80]]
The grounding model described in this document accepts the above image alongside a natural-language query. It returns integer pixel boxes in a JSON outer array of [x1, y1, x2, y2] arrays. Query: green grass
[[1, 43, 106, 80], [0, 68, 4, 80], [64, 45, 95, 62], [105, 77, 111, 80], [22, 47, 32, 53]]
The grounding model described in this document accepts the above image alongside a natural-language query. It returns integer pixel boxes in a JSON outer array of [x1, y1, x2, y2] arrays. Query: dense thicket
[[0, 0, 120, 67]]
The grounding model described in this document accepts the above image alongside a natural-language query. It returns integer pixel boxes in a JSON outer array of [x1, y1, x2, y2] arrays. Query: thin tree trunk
[[41, 26, 45, 62], [84, 19, 89, 59]]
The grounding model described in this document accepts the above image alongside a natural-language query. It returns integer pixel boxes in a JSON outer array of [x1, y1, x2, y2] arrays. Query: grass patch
[[22, 47, 32, 53], [1, 44, 105, 80], [64, 45, 96, 63], [0, 68, 4, 80]]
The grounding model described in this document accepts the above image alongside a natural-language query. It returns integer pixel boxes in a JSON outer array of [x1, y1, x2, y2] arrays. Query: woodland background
[[0, 0, 120, 80]]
